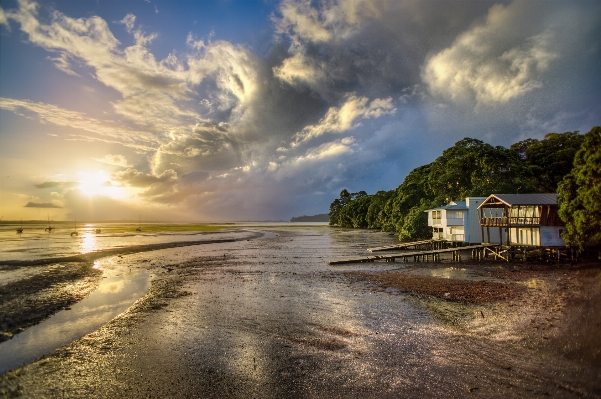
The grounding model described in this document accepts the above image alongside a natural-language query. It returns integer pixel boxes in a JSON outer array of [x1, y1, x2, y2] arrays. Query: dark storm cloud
[[34, 181, 78, 189], [24, 202, 62, 208]]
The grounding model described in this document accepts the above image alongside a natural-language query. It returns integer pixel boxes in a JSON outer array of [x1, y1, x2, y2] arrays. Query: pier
[[366, 239, 450, 252], [329, 244, 499, 265]]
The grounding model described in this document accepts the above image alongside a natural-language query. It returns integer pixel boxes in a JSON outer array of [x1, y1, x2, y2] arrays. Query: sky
[[0, 0, 600, 222]]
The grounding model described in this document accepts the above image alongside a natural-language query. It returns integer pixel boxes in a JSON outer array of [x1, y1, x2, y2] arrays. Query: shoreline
[[0, 230, 264, 343], [1, 228, 600, 397]]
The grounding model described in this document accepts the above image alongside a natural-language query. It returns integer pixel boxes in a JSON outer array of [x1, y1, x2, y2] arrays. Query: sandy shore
[[1, 227, 600, 398]]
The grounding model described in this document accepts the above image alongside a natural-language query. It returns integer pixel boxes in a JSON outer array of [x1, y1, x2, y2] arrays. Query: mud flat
[[1, 227, 600, 398]]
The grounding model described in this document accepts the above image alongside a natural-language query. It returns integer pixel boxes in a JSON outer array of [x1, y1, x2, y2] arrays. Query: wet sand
[[1, 227, 600, 398]]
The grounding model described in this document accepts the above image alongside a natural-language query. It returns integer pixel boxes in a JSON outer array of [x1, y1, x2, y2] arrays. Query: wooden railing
[[480, 217, 540, 226]]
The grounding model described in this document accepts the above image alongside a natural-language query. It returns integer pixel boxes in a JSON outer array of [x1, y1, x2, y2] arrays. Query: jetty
[[329, 244, 500, 265], [367, 239, 450, 252]]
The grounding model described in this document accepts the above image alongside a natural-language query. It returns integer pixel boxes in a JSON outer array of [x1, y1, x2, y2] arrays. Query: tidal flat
[[1, 227, 600, 398]]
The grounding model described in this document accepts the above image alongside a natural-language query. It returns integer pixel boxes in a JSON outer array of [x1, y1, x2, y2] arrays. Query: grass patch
[[136, 224, 231, 233]]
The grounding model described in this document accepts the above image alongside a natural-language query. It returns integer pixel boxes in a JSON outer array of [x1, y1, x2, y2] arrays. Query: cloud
[[34, 181, 78, 189], [111, 168, 177, 188], [92, 154, 132, 167], [24, 201, 63, 208], [0, 98, 156, 151], [120, 13, 158, 46], [422, 2, 569, 105], [293, 94, 395, 144], [272, 52, 326, 89], [275, 0, 333, 44]]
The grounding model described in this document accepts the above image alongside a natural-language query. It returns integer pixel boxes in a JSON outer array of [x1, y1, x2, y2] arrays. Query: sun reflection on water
[[80, 232, 98, 254]]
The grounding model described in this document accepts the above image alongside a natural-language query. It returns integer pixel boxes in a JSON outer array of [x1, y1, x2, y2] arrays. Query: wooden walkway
[[329, 244, 499, 265], [366, 239, 460, 252]]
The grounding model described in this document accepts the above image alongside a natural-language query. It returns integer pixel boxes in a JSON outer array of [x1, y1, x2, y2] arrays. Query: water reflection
[[0, 271, 150, 374], [522, 278, 548, 289], [427, 267, 475, 280], [80, 232, 98, 254]]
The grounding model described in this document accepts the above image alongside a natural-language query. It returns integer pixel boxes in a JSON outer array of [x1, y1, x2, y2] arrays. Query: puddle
[[519, 278, 549, 289], [418, 267, 482, 280], [0, 270, 150, 374]]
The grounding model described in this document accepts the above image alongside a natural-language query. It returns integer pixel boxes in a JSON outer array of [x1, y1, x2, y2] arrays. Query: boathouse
[[478, 193, 565, 247], [425, 197, 487, 244]]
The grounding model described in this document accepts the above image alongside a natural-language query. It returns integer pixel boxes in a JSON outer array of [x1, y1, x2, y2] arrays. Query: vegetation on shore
[[330, 128, 598, 248], [558, 127, 601, 250], [290, 214, 329, 222]]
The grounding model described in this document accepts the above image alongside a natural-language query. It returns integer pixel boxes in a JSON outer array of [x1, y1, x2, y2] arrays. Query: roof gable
[[478, 193, 559, 208]]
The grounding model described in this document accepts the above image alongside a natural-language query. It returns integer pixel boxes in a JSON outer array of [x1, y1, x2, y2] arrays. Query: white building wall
[[465, 197, 486, 244]]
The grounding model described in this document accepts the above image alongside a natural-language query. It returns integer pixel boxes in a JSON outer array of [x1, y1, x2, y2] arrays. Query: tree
[[428, 138, 536, 201], [366, 190, 393, 229], [513, 132, 584, 192], [328, 189, 370, 226], [558, 126, 601, 250], [396, 199, 436, 241]]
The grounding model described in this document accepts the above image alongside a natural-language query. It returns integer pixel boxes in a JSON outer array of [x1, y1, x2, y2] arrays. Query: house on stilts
[[477, 193, 566, 248]]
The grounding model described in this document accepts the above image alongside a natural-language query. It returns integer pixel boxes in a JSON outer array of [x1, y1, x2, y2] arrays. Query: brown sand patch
[[315, 325, 359, 337], [287, 336, 347, 351], [346, 271, 525, 303]]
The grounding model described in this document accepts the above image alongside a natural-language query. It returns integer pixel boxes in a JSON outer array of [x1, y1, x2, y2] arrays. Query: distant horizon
[[0, 218, 329, 224]]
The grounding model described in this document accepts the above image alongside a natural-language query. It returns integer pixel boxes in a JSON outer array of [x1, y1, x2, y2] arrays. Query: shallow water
[[0, 227, 270, 374], [0, 267, 150, 374], [0, 223, 232, 262]]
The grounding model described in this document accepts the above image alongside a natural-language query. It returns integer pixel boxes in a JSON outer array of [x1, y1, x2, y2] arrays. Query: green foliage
[[329, 132, 585, 242], [512, 132, 584, 192], [427, 138, 536, 201], [396, 199, 436, 241], [558, 126, 601, 250]]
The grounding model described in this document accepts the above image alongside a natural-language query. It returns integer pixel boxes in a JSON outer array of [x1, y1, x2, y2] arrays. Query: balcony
[[480, 216, 540, 227]]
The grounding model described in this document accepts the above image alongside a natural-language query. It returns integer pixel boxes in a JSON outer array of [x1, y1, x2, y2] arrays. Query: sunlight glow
[[77, 170, 126, 199]]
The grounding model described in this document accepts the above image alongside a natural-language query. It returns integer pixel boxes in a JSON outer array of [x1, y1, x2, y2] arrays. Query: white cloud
[[92, 154, 132, 167], [0, 97, 156, 151], [276, 0, 332, 44], [293, 94, 395, 145], [422, 2, 560, 105], [273, 52, 326, 89]]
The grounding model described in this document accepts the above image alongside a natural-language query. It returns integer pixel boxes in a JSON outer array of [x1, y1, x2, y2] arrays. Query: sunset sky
[[1, 0, 600, 222]]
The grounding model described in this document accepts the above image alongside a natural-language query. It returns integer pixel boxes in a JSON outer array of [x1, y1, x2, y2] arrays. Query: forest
[[329, 127, 600, 249]]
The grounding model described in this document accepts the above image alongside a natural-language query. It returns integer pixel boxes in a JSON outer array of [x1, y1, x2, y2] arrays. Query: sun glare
[[78, 170, 125, 198]]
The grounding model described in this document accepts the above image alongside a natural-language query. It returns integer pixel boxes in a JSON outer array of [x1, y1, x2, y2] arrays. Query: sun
[[78, 170, 124, 198]]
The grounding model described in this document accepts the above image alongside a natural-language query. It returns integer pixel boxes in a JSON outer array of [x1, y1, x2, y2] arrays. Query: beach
[[1, 226, 600, 398]]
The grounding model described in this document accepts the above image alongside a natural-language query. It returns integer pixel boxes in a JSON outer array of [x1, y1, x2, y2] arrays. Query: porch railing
[[480, 216, 540, 226]]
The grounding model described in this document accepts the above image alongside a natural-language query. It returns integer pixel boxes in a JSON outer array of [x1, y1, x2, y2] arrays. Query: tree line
[[329, 127, 600, 249]]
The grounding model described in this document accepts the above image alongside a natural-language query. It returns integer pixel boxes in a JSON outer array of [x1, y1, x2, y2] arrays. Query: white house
[[425, 197, 487, 243]]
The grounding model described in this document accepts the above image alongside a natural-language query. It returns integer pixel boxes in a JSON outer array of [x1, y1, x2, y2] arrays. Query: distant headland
[[289, 214, 329, 222]]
